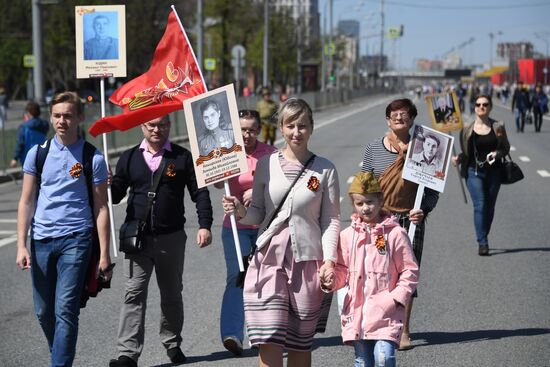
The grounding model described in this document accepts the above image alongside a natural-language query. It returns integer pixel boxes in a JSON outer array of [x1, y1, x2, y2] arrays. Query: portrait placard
[[426, 92, 463, 132], [403, 125, 454, 193], [75, 5, 127, 79], [183, 84, 247, 188]]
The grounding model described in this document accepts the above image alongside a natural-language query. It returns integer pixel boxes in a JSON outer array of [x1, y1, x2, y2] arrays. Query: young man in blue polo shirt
[[15, 91, 113, 367]]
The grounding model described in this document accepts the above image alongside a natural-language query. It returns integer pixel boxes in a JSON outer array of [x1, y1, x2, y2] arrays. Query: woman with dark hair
[[361, 98, 440, 350], [452, 94, 510, 256], [223, 98, 340, 366]]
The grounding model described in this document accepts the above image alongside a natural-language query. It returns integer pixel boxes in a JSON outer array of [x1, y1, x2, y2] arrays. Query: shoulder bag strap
[[142, 157, 167, 222], [264, 153, 316, 229]]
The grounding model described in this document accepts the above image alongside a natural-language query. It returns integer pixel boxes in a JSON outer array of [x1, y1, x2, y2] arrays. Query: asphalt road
[[1, 94, 549, 367]]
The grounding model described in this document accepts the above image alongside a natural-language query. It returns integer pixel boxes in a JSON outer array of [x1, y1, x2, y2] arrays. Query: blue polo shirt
[[23, 136, 108, 240]]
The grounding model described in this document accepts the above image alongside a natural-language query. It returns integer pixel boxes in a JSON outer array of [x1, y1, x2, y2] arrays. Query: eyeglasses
[[239, 109, 260, 119], [475, 103, 489, 107], [389, 111, 409, 120], [143, 122, 170, 131], [241, 128, 258, 135]]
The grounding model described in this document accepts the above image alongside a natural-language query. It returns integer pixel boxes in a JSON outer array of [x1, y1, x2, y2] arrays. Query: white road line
[[0, 230, 17, 235], [347, 176, 355, 184], [0, 219, 17, 223], [519, 156, 530, 162], [537, 170, 550, 178], [358, 162, 363, 167], [0, 234, 17, 248], [510, 146, 516, 151], [340, 196, 344, 203]]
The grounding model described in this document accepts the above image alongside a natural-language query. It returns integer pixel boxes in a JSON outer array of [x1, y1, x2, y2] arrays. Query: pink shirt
[[139, 139, 172, 172], [223, 142, 276, 229]]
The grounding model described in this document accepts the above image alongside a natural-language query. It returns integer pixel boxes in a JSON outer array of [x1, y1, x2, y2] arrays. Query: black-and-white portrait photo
[[408, 125, 452, 177], [192, 92, 235, 156], [84, 12, 119, 60]]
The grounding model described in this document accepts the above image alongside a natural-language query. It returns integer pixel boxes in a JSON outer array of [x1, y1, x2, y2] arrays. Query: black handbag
[[235, 154, 316, 288], [119, 159, 167, 253], [501, 154, 524, 185]]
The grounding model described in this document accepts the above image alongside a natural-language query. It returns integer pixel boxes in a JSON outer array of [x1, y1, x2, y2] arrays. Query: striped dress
[[243, 152, 333, 351], [361, 137, 439, 268]]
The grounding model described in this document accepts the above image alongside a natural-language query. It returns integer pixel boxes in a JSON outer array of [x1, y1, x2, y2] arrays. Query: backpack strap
[[35, 139, 52, 191]]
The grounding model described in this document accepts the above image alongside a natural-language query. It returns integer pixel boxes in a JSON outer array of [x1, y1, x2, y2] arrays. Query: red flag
[[89, 10, 205, 137]]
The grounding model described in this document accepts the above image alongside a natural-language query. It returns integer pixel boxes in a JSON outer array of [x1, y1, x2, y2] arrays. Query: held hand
[[107, 166, 113, 186], [16, 247, 31, 270], [409, 208, 424, 225], [318, 260, 335, 291], [451, 155, 460, 167], [197, 228, 212, 248], [222, 195, 245, 218], [9, 159, 18, 169]]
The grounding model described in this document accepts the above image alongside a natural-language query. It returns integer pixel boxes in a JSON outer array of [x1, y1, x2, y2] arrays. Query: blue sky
[[320, 0, 550, 70]]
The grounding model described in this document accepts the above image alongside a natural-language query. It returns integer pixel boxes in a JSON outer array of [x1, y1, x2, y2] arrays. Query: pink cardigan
[[333, 213, 419, 345]]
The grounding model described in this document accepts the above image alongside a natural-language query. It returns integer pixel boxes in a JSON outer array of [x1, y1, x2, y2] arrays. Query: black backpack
[[35, 139, 106, 308]]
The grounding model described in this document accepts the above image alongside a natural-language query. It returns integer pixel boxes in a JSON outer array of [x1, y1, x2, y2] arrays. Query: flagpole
[[172, 5, 244, 272], [100, 77, 119, 258], [408, 184, 424, 242]]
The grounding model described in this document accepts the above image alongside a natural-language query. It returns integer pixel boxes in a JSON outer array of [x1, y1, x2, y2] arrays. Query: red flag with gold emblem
[[88, 9, 205, 137]]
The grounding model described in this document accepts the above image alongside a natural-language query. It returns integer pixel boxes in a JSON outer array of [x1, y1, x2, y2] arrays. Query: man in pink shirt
[[214, 109, 276, 356]]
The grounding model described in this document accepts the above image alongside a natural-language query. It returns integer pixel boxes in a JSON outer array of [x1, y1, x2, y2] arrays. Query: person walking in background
[[213, 109, 276, 357], [361, 98, 439, 350], [531, 83, 548, 133], [511, 81, 531, 133], [256, 88, 278, 146], [15, 92, 112, 367], [10, 100, 49, 168], [108, 115, 213, 367], [320, 172, 419, 367], [452, 94, 510, 256], [223, 98, 340, 367]]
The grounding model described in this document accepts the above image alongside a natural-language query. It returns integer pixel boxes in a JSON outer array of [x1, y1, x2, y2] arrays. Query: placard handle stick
[[408, 184, 424, 243], [224, 180, 245, 272]]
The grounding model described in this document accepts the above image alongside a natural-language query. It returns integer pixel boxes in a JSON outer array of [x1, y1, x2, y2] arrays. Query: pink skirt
[[243, 226, 333, 351]]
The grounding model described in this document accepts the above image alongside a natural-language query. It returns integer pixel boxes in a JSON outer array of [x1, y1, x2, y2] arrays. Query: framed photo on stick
[[403, 125, 454, 193], [75, 5, 127, 79], [426, 92, 463, 132], [184, 84, 248, 188]]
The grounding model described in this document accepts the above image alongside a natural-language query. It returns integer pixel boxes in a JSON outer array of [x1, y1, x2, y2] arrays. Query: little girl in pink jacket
[[321, 172, 419, 367]]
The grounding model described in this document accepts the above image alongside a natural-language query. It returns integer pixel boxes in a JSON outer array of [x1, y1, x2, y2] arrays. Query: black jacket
[[112, 143, 213, 234]]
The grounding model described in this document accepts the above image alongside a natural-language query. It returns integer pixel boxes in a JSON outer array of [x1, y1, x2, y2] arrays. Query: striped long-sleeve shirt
[[361, 137, 439, 215]]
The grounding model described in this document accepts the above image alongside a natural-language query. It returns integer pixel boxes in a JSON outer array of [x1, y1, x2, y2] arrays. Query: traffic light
[[329, 74, 335, 82]]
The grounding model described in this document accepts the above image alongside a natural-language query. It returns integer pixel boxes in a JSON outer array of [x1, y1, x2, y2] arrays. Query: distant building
[[416, 59, 443, 72], [497, 42, 534, 63], [338, 19, 360, 38], [360, 55, 388, 75], [272, 0, 320, 46]]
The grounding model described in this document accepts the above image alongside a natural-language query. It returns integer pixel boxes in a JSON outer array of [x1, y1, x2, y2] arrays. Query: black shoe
[[109, 355, 137, 367], [167, 347, 187, 364], [223, 336, 243, 356], [478, 245, 489, 256]]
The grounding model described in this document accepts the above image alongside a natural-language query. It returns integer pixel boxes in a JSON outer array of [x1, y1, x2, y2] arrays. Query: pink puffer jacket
[[333, 213, 419, 345]]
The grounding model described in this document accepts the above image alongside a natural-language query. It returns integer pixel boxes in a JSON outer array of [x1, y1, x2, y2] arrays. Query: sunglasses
[[239, 109, 260, 119], [475, 103, 490, 107]]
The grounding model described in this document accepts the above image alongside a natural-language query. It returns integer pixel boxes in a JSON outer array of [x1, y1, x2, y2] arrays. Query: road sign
[[387, 26, 400, 39], [324, 43, 336, 56], [204, 58, 216, 71], [23, 55, 34, 68], [231, 44, 246, 59]]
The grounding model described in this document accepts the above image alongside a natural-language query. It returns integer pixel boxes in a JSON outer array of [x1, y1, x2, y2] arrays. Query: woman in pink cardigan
[[322, 172, 418, 367]]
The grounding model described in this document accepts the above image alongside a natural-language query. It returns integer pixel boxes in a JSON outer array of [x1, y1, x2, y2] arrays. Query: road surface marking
[[0, 234, 17, 248], [518, 156, 530, 162], [537, 170, 550, 177], [510, 146, 516, 151], [0, 230, 16, 235], [347, 176, 354, 184], [358, 162, 362, 167], [0, 219, 17, 223]]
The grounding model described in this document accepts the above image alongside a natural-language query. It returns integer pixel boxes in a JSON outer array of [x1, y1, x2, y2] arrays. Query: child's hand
[[319, 261, 335, 291]]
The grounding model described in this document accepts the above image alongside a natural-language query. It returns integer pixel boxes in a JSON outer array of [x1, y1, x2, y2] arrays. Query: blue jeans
[[220, 226, 257, 342], [353, 340, 397, 367], [465, 166, 501, 246], [31, 230, 92, 367], [514, 108, 525, 132]]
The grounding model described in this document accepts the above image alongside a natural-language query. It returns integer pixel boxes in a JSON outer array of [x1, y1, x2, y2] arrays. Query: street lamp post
[[263, 0, 269, 88], [536, 33, 549, 86]]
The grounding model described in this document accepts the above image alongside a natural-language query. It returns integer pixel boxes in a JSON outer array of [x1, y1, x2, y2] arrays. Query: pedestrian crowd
[[13, 82, 546, 367]]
